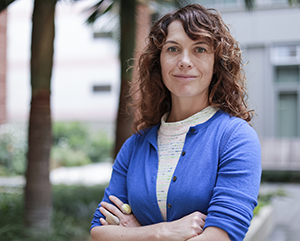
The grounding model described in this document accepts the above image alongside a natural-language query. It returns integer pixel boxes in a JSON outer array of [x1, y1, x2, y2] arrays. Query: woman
[[90, 4, 261, 241]]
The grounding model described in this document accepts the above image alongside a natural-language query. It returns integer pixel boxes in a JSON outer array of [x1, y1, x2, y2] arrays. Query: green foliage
[[51, 146, 91, 167], [52, 122, 89, 150], [52, 184, 105, 219], [253, 189, 286, 216], [288, 0, 300, 6], [0, 191, 26, 240], [0, 122, 113, 176], [0, 184, 107, 241], [261, 171, 300, 183], [51, 122, 113, 169], [84, 0, 115, 25], [0, 124, 27, 176]]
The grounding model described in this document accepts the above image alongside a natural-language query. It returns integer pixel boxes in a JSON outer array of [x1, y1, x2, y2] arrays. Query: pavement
[[0, 162, 113, 188]]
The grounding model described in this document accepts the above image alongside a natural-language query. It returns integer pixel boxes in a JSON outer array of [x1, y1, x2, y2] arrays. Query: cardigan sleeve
[[203, 121, 262, 241], [90, 134, 136, 230]]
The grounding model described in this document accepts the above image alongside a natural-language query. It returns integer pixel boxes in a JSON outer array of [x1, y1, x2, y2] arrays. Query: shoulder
[[213, 110, 257, 137], [211, 110, 260, 153], [118, 124, 160, 155]]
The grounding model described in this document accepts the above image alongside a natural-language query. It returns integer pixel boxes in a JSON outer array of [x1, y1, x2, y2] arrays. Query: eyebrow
[[164, 40, 210, 46], [164, 40, 179, 45]]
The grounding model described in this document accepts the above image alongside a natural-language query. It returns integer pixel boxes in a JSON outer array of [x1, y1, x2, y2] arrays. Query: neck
[[167, 98, 209, 122]]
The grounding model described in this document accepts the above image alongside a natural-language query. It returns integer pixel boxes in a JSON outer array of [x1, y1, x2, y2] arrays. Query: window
[[276, 65, 299, 83], [93, 84, 111, 93], [272, 45, 300, 137], [277, 92, 298, 137]]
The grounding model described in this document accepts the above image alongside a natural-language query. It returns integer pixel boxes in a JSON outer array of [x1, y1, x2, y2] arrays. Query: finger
[[109, 196, 132, 214], [196, 214, 206, 228], [200, 213, 207, 221], [99, 206, 114, 218], [100, 218, 108, 225], [106, 213, 120, 225], [109, 195, 124, 210], [99, 206, 120, 225], [198, 212, 207, 221], [101, 201, 123, 218], [193, 211, 207, 222]]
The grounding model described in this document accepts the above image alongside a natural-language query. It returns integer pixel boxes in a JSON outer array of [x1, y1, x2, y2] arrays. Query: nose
[[178, 51, 193, 69]]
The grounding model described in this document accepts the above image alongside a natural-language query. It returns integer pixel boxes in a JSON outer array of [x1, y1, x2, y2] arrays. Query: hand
[[164, 211, 206, 241], [99, 195, 141, 227]]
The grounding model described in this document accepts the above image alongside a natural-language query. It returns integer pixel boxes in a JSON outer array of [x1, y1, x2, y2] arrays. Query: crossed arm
[[90, 195, 230, 241]]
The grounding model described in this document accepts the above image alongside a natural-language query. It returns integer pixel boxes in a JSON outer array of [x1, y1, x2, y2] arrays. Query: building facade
[[218, 1, 300, 138]]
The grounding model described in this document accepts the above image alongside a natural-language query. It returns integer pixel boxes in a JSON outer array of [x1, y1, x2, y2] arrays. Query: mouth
[[173, 74, 197, 80]]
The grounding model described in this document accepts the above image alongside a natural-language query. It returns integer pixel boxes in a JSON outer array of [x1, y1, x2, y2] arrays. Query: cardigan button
[[190, 128, 195, 133], [172, 176, 177, 182], [182, 151, 186, 156], [168, 203, 172, 209]]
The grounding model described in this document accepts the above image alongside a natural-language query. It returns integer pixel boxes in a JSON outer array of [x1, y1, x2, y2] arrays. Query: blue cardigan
[[91, 111, 262, 241]]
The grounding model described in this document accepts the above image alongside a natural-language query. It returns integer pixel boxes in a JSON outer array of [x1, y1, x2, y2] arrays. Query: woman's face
[[160, 20, 215, 107]]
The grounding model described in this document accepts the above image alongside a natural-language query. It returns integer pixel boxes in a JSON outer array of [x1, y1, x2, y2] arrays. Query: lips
[[173, 74, 197, 80]]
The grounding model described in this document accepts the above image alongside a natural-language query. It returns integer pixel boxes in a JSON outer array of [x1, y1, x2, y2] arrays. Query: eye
[[196, 47, 206, 53], [167, 46, 178, 52]]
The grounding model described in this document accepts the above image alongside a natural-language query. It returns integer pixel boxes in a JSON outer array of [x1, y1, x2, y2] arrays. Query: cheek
[[160, 54, 176, 73], [203, 58, 215, 76], [160, 60, 171, 78]]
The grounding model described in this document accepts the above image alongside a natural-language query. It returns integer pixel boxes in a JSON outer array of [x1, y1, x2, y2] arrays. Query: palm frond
[[84, 0, 114, 25], [0, 0, 17, 12]]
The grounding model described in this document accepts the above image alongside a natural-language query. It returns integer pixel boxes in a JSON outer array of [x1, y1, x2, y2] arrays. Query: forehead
[[165, 21, 186, 40], [165, 20, 211, 45]]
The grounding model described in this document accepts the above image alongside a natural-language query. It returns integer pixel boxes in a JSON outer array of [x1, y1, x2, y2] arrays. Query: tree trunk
[[114, 0, 136, 157], [24, 0, 56, 232], [132, 2, 151, 122]]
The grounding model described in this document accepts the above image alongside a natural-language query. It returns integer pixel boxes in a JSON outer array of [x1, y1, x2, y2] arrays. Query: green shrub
[[0, 124, 27, 176], [0, 184, 107, 241], [261, 170, 300, 183], [52, 121, 113, 165], [0, 122, 114, 176], [253, 189, 287, 216], [52, 122, 89, 150], [51, 146, 91, 168], [85, 131, 113, 163]]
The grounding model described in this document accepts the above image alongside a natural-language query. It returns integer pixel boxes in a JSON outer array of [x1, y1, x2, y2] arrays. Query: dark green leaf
[[0, 0, 17, 12], [103, 2, 113, 14]]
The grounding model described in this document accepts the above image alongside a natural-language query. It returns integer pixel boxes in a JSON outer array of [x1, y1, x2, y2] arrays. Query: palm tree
[[114, 0, 137, 156], [0, 0, 56, 231], [24, 0, 57, 231]]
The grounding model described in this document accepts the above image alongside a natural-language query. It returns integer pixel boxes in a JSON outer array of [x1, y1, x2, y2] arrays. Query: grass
[[0, 184, 107, 241]]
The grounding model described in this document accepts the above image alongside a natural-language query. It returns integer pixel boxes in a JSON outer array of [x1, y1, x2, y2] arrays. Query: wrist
[[153, 222, 172, 240]]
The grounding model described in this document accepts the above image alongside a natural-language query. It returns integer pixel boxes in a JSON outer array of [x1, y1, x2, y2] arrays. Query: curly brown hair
[[130, 4, 253, 133]]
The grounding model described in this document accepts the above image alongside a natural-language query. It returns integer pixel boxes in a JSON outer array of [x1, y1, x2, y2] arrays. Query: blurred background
[[0, 0, 300, 240]]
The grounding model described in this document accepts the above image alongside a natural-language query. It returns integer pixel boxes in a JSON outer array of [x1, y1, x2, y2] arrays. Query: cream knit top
[[156, 106, 217, 221]]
